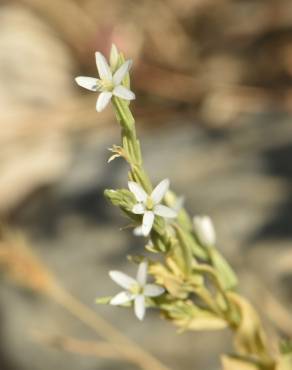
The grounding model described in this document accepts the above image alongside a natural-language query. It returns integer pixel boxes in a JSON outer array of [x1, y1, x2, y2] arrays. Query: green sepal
[[117, 52, 131, 91], [96, 296, 132, 307], [95, 296, 112, 304], [151, 227, 172, 253]]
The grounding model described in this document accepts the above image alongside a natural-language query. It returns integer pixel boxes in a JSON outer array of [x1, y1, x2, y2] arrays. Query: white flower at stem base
[[129, 179, 177, 236], [109, 261, 164, 320], [193, 215, 216, 247], [75, 50, 135, 112]]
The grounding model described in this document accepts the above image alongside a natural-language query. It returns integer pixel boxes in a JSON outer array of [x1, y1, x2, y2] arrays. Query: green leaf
[[104, 188, 135, 211], [227, 293, 268, 358], [174, 226, 194, 276], [208, 248, 238, 290], [163, 300, 227, 331], [149, 262, 188, 299], [189, 235, 209, 260], [183, 311, 227, 331]]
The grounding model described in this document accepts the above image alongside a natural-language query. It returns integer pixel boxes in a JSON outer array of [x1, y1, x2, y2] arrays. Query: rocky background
[[0, 1, 292, 369]]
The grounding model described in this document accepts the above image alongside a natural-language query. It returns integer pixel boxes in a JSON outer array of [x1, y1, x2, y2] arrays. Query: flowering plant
[[76, 45, 291, 370]]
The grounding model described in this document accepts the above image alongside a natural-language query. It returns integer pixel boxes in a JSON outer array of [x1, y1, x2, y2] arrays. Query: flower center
[[100, 79, 114, 91], [145, 197, 154, 211], [130, 283, 143, 295]]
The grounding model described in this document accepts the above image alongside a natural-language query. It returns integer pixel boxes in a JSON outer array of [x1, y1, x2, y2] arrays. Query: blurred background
[[0, 0, 292, 369]]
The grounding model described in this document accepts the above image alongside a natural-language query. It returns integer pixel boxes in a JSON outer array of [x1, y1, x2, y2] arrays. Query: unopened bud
[[110, 43, 119, 71], [193, 215, 216, 247]]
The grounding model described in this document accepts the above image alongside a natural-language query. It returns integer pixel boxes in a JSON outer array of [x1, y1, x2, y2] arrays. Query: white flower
[[75, 50, 135, 112], [133, 195, 184, 236], [109, 261, 164, 320], [129, 179, 177, 236], [193, 215, 216, 247]]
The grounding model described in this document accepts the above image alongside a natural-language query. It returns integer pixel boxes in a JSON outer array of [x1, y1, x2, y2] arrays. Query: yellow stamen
[[146, 197, 154, 210], [130, 283, 143, 295], [101, 79, 114, 91]]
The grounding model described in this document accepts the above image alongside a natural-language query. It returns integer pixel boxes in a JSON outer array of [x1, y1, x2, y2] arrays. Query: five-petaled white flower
[[133, 195, 184, 237], [109, 261, 164, 320], [75, 51, 135, 112], [129, 179, 177, 236]]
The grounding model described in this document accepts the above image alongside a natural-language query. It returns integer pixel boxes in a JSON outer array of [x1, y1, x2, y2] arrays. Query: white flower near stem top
[[129, 179, 177, 237], [109, 261, 164, 320], [193, 215, 216, 247], [75, 50, 135, 112]]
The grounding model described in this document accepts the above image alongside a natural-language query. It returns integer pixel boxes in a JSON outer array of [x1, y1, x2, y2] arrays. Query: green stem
[[112, 97, 152, 193]]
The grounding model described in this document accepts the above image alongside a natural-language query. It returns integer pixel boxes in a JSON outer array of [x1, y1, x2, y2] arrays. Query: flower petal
[[96, 92, 112, 112], [142, 211, 155, 236], [134, 294, 145, 320], [113, 60, 132, 85], [128, 181, 147, 202], [110, 291, 133, 305], [95, 52, 112, 80], [144, 284, 165, 297], [75, 76, 99, 92], [154, 204, 177, 218], [109, 271, 136, 290], [132, 203, 145, 214], [136, 261, 148, 286], [133, 225, 143, 236], [113, 85, 135, 100], [151, 179, 169, 204]]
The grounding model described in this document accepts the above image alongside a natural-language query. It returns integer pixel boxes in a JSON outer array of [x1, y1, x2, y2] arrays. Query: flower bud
[[110, 43, 119, 71], [193, 215, 216, 247]]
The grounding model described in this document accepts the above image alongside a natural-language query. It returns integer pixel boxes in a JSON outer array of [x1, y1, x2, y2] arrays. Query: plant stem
[[112, 97, 152, 193], [110, 97, 276, 370]]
